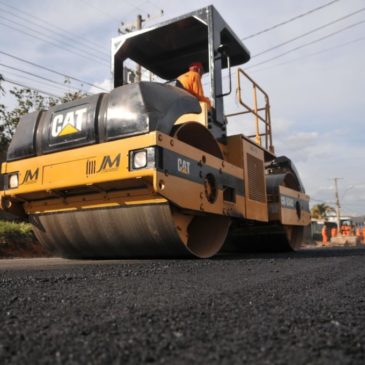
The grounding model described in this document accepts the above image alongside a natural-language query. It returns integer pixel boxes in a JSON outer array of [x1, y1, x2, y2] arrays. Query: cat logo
[[21, 168, 39, 185], [177, 158, 190, 175], [51, 107, 87, 137], [96, 154, 121, 173]]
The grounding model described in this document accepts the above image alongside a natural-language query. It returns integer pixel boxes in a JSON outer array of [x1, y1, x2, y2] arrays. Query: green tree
[[0, 74, 86, 153], [0, 73, 4, 94], [311, 203, 335, 220]]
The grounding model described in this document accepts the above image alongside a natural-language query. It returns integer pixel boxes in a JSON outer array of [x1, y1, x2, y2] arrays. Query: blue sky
[[0, 0, 364, 215]]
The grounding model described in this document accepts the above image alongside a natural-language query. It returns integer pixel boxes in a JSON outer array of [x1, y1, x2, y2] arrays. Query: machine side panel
[[278, 185, 310, 226], [243, 139, 268, 222], [156, 134, 244, 218], [223, 135, 246, 217], [2, 133, 158, 199], [7, 111, 44, 162]]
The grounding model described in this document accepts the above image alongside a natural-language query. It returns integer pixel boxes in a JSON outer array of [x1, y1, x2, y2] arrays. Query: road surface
[[1, 248, 365, 364]]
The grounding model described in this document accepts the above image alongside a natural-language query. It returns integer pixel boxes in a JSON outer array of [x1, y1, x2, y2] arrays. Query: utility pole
[[135, 14, 143, 82], [118, 14, 145, 82], [333, 177, 343, 235], [118, 10, 164, 83]]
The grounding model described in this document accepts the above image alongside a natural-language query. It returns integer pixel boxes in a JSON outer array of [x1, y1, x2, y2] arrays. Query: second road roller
[[0, 6, 310, 258]]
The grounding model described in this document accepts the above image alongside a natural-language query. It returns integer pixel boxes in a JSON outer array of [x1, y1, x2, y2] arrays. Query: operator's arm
[[191, 73, 212, 109]]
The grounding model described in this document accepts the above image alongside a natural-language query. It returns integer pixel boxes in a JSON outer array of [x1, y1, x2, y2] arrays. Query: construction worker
[[356, 228, 361, 241], [177, 62, 212, 108], [321, 225, 328, 245], [340, 225, 346, 236], [331, 227, 337, 239]]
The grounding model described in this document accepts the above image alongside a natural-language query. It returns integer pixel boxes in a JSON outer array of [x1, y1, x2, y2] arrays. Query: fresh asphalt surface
[[1, 248, 365, 364]]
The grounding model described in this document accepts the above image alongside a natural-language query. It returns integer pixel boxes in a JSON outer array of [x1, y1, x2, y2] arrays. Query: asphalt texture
[[1, 248, 365, 364]]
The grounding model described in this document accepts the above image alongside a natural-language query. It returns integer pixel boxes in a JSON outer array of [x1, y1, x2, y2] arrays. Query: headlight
[[129, 147, 155, 170], [8, 173, 19, 189], [133, 150, 147, 169]]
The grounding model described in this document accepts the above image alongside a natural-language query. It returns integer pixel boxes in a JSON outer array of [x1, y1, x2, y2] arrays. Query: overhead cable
[[0, 69, 81, 94], [0, 5, 109, 59], [242, 0, 341, 40], [246, 19, 365, 70], [0, 0, 105, 50], [2, 77, 63, 98], [253, 7, 365, 57], [0, 50, 109, 92], [0, 19, 109, 65], [0, 63, 90, 94], [77, 0, 124, 23], [251, 36, 365, 74]]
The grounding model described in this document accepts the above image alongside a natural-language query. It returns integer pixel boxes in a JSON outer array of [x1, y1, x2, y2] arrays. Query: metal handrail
[[225, 68, 274, 153]]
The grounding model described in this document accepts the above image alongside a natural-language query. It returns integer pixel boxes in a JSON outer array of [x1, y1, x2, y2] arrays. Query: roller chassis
[[1, 123, 309, 257], [0, 5, 310, 258]]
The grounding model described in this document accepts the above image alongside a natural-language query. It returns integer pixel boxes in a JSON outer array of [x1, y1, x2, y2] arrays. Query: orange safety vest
[[177, 70, 212, 108], [322, 226, 328, 243]]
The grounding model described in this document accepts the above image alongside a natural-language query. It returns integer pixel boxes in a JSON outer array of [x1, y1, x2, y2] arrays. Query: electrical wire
[[76, 0, 123, 23], [246, 19, 365, 70], [77, 0, 150, 24], [209, 19, 365, 87], [2, 77, 63, 98], [250, 36, 365, 74], [123, 0, 151, 15], [0, 69, 80, 94], [253, 7, 365, 57], [0, 50, 108, 91], [0, 18, 109, 65], [0, 4, 109, 59], [0, 63, 90, 94], [144, 0, 163, 11], [242, 0, 341, 40], [0, 0, 105, 50]]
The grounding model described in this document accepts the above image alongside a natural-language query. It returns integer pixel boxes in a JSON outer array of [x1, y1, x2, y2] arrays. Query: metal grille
[[247, 154, 266, 202], [86, 160, 96, 175]]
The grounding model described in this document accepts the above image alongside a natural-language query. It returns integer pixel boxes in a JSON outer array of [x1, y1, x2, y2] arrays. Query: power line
[[242, 0, 341, 40], [0, 18, 109, 65], [246, 19, 365, 70], [0, 69, 78, 94], [212, 23, 365, 86], [0, 4, 109, 60], [0, 50, 108, 92], [144, 0, 163, 11], [77, 0, 151, 24], [2, 77, 63, 98], [253, 7, 365, 57], [0, 0, 106, 51], [76, 0, 123, 23], [123, 0, 151, 16], [250, 36, 365, 74], [0, 63, 90, 94]]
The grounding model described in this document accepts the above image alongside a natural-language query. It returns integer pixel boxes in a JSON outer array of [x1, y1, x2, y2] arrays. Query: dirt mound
[[0, 221, 50, 258]]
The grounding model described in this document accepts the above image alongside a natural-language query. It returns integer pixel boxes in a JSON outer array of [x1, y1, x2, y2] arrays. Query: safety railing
[[225, 68, 274, 153]]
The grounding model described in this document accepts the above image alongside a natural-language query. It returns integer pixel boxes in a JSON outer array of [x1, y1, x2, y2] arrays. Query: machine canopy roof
[[113, 6, 250, 80]]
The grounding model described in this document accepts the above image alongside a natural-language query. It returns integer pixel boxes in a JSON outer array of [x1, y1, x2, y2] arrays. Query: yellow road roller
[[0, 6, 310, 258]]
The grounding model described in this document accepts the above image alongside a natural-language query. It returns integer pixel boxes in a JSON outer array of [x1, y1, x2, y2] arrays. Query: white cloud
[[88, 78, 112, 94]]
